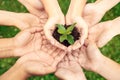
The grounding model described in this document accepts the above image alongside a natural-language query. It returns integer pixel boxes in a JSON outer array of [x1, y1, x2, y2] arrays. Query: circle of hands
[[1, 0, 120, 80]]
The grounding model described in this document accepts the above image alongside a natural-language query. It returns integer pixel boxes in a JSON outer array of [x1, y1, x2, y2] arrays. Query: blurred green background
[[0, 0, 120, 80]]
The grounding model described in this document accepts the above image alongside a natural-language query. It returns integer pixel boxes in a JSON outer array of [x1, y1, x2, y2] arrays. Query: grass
[[0, 0, 120, 80]]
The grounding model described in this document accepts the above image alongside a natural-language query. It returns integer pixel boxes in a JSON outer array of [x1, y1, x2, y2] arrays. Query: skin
[[88, 17, 120, 48], [66, 0, 88, 51], [83, 0, 120, 27], [40, 0, 68, 50], [19, 0, 68, 50], [55, 53, 86, 80], [0, 27, 43, 58], [18, 0, 47, 18], [0, 10, 40, 30], [77, 43, 120, 80], [0, 43, 65, 80], [0, 6, 48, 58], [0, 13, 67, 59], [19, 0, 89, 51]]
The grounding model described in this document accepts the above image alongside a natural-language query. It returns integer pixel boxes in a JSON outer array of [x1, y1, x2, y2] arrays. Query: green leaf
[[56, 24, 66, 34], [67, 35, 74, 45], [66, 23, 76, 34], [60, 35, 67, 42]]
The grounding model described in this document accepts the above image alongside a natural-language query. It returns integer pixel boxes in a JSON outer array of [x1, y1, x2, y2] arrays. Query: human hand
[[65, 0, 88, 51], [13, 27, 43, 57], [16, 45, 65, 77], [83, 3, 105, 27], [77, 43, 104, 72], [55, 53, 86, 80], [0, 11, 40, 30], [0, 46, 65, 80], [88, 17, 120, 48], [18, 0, 48, 19], [66, 16, 88, 51]]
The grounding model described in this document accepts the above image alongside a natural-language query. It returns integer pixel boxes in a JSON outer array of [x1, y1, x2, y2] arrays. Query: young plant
[[56, 23, 76, 45]]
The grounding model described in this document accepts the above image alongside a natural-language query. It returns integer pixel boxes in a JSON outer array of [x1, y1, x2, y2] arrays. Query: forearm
[[0, 11, 17, 26], [0, 62, 28, 80], [0, 38, 15, 58], [96, 55, 120, 80], [0, 10, 27, 30], [69, 0, 87, 16], [96, 0, 120, 13], [40, 0, 63, 17]]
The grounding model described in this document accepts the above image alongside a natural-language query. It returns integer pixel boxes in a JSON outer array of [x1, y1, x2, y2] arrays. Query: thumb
[[44, 18, 67, 50], [97, 30, 119, 48]]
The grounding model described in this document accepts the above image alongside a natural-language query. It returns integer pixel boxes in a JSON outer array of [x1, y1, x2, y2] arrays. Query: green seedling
[[56, 23, 76, 45]]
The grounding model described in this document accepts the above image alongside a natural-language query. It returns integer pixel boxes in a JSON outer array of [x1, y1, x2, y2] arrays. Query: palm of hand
[[17, 50, 54, 75], [88, 21, 118, 47], [55, 53, 84, 80], [56, 61, 83, 80], [15, 28, 66, 75], [68, 16, 88, 50], [13, 27, 43, 56], [17, 41, 65, 75], [77, 43, 103, 71]]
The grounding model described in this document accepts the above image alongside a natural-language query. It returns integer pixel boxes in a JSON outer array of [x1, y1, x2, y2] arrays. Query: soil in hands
[[53, 25, 80, 47]]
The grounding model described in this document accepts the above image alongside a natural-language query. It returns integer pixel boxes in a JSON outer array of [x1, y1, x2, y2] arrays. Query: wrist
[[90, 54, 105, 73]]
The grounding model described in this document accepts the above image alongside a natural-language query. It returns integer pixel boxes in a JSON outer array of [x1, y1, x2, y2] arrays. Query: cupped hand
[[83, 3, 105, 27], [88, 19, 120, 48], [55, 53, 86, 80], [13, 27, 43, 57], [78, 43, 104, 72], [66, 16, 88, 51], [43, 16, 68, 50], [19, 0, 67, 50], [16, 28, 66, 76], [16, 47, 65, 76]]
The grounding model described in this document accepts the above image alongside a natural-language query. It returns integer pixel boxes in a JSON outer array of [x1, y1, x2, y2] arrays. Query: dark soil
[[53, 25, 80, 47]]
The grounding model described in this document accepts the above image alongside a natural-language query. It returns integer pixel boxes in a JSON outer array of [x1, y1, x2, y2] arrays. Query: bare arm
[[0, 38, 14, 58], [68, 0, 87, 16], [0, 62, 28, 80], [0, 11, 17, 26], [96, 55, 120, 80], [40, 0, 63, 17], [96, 0, 120, 13]]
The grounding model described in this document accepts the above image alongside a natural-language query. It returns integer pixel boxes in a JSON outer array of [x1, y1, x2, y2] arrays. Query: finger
[[51, 49, 61, 58], [29, 27, 43, 34], [72, 18, 88, 50], [97, 31, 119, 48], [34, 32, 42, 50], [71, 40, 81, 50], [58, 61, 64, 68], [52, 51, 66, 67], [44, 19, 67, 50], [18, 0, 43, 17], [48, 46, 57, 55], [68, 52, 75, 61]]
